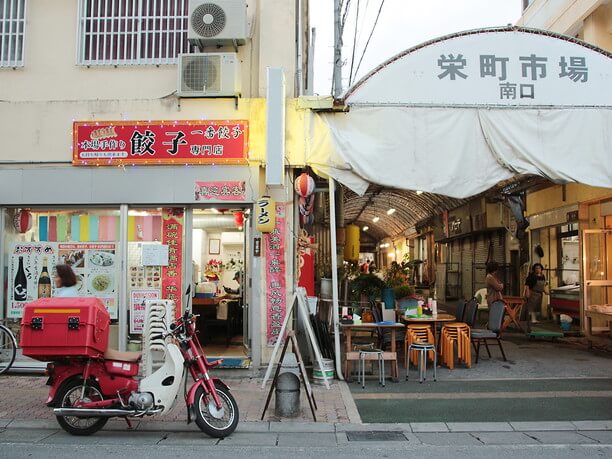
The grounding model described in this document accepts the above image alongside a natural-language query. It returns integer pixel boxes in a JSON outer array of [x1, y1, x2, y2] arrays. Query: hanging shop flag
[[255, 196, 276, 233], [265, 202, 286, 346], [161, 208, 184, 317], [73, 120, 249, 166], [194, 181, 246, 201]]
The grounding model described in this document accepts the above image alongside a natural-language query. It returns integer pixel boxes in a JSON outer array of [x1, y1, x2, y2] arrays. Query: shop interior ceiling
[[338, 176, 549, 241]]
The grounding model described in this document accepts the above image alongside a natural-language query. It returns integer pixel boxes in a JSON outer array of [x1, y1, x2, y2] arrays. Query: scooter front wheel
[[55, 378, 108, 436], [193, 381, 239, 438]]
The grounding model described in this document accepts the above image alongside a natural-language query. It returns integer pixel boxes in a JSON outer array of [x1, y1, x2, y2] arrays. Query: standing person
[[524, 263, 548, 325], [485, 261, 504, 305], [54, 264, 80, 297]]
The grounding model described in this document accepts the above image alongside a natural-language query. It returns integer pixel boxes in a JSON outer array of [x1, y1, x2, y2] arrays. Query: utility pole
[[332, 0, 342, 98]]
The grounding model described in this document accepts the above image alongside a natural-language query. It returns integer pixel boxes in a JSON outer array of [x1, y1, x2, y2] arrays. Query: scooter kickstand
[[124, 417, 134, 429]]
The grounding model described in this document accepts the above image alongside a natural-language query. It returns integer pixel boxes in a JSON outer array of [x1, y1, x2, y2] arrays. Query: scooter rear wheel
[[193, 381, 239, 438], [55, 378, 108, 436]]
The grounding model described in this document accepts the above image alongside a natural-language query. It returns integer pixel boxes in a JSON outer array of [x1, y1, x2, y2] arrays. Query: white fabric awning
[[305, 28, 612, 197], [308, 106, 612, 198]]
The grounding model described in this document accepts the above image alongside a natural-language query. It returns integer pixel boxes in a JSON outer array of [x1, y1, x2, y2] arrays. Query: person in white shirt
[[54, 264, 80, 297]]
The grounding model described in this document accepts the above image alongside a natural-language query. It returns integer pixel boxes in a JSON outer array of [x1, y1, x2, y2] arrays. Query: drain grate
[[346, 431, 407, 442]]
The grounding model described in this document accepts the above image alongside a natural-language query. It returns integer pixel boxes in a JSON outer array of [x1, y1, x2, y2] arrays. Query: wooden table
[[502, 296, 525, 332], [402, 313, 456, 349], [585, 309, 612, 348], [341, 322, 405, 382]]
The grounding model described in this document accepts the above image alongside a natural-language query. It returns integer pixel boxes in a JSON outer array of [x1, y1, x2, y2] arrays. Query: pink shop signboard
[[265, 203, 286, 346]]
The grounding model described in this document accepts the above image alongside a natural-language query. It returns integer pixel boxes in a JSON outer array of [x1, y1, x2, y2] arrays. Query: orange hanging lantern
[[294, 172, 315, 198], [13, 209, 33, 233]]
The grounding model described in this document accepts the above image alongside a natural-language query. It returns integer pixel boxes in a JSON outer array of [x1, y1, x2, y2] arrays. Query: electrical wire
[[353, 0, 385, 81], [348, 0, 360, 86]]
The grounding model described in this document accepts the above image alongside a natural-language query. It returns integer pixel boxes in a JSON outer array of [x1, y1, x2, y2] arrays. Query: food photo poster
[[8, 242, 119, 318]]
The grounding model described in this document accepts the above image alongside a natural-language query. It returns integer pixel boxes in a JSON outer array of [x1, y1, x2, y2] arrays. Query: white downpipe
[[119, 204, 128, 352], [329, 179, 344, 380], [0, 208, 5, 320]]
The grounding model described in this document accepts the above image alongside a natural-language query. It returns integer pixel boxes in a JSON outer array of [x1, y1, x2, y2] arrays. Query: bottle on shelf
[[38, 257, 52, 298], [14, 256, 27, 301]]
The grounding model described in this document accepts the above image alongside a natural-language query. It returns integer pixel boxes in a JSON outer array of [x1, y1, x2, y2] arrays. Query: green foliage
[[394, 285, 413, 299], [350, 273, 385, 300], [383, 261, 411, 288]]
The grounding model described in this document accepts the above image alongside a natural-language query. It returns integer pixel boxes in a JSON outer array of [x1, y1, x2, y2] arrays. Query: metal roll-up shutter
[[461, 238, 473, 300], [473, 234, 490, 294]]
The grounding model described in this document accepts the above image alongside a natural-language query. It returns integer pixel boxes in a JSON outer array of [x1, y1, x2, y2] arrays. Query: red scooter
[[44, 309, 238, 437]]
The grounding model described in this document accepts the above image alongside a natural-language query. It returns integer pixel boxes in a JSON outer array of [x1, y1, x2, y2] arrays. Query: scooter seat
[[104, 348, 141, 362]]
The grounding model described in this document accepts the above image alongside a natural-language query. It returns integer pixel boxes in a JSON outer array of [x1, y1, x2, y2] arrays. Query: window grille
[[0, 0, 26, 68], [77, 0, 192, 65]]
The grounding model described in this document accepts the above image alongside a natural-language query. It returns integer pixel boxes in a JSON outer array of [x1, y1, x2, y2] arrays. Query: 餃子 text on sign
[[73, 120, 248, 165], [265, 203, 286, 346]]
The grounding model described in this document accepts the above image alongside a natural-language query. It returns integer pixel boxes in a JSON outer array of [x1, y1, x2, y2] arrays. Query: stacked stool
[[357, 349, 385, 389], [405, 324, 437, 383], [440, 322, 471, 369]]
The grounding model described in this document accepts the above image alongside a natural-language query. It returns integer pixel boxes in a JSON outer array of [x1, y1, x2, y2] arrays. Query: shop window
[[2, 208, 120, 323]]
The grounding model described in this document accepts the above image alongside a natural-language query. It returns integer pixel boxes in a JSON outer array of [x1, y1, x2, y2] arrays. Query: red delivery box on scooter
[[20, 297, 110, 361]]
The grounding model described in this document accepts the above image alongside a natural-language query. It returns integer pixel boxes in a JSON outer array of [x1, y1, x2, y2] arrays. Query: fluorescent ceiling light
[[387, 208, 396, 215], [362, 226, 369, 231], [416, 190, 423, 195], [372, 216, 380, 223]]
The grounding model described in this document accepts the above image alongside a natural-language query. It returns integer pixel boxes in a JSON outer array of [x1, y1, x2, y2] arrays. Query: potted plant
[[350, 273, 385, 302], [382, 261, 411, 309]]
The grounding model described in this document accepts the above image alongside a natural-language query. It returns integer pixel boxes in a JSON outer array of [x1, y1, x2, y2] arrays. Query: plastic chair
[[440, 322, 471, 369], [471, 300, 508, 363], [404, 324, 435, 368], [372, 303, 405, 350], [463, 298, 478, 327], [474, 288, 488, 322]]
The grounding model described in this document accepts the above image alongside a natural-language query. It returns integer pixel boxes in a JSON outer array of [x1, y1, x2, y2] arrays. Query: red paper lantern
[[294, 172, 315, 198], [233, 211, 244, 229], [13, 209, 33, 233]]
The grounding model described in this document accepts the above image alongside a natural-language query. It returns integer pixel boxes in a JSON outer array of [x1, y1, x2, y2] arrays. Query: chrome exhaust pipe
[[53, 407, 162, 417]]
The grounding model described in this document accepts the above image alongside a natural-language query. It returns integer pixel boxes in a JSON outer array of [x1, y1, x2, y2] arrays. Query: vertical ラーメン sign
[[265, 203, 286, 346]]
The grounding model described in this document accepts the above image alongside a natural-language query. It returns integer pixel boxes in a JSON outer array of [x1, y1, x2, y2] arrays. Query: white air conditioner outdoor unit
[[188, 0, 248, 47], [178, 52, 241, 97]]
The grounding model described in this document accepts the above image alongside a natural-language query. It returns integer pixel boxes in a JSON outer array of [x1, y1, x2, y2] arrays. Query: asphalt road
[[1, 441, 610, 459]]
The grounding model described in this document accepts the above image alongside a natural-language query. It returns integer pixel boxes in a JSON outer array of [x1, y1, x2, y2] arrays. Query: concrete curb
[[2, 418, 612, 434]]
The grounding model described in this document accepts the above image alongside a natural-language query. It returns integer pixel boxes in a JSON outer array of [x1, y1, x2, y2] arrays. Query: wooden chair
[[471, 300, 508, 363], [502, 296, 525, 332]]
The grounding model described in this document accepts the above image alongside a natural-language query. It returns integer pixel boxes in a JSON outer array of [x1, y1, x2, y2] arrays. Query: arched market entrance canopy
[[307, 27, 612, 199]]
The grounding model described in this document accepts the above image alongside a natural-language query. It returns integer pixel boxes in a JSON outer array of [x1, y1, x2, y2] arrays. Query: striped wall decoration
[[89, 216, 100, 241], [57, 216, 69, 242], [152, 215, 162, 241], [79, 215, 89, 241], [38, 216, 48, 241], [71, 216, 81, 241], [48, 216, 57, 241]]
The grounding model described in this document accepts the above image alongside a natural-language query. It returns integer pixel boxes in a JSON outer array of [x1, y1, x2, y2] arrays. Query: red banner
[[73, 120, 248, 165], [161, 208, 184, 317], [265, 203, 286, 346]]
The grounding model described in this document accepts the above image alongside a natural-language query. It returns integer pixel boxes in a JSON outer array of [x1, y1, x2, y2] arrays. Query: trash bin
[[275, 372, 300, 417]]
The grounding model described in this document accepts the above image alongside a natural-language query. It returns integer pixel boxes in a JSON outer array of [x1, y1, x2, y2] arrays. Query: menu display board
[[8, 242, 119, 319]]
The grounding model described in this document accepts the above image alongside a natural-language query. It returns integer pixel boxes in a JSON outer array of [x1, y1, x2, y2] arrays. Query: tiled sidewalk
[[0, 375, 353, 424]]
